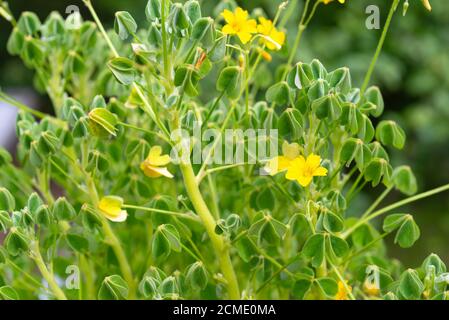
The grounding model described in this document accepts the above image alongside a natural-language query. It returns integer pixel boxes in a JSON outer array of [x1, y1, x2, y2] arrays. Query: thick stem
[[360, 0, 399, 94], [180, 162, 240, 299], [30, 241, 67, 300], [101, 220, 136, 299]]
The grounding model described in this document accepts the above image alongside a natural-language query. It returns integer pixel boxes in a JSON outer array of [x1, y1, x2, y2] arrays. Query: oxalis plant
[[0, 0, 447, 300]]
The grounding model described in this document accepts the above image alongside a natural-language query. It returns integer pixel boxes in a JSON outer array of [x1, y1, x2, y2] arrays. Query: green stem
[[122, 204, 202, 223], [30, 241, 67, 300], [0, 92, 47, 119], [83, 0, 119, 58], [360, 0, 400, 94], [361, 186, 393, 218], [330, 262, 356, 300], [343, 183, 449, 239], [161, 0, 170, 80], [281, 0, 311, 80], [101, 219, 136, 299], [179, 162, 240, 299]]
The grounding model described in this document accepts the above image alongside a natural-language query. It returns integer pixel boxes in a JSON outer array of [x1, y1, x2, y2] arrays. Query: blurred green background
[[1, 0, 448, 266]]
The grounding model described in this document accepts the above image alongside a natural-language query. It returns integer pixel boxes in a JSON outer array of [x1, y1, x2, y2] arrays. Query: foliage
[[0, 0, 448, 300]]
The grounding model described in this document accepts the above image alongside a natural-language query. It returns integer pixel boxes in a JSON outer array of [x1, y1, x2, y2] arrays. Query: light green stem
[[30, 241, 67, 300], [180, 162, 240, 299], [281, 0, 311, 80], [360, 0, 400, 94], [343, 183, 449, 239]]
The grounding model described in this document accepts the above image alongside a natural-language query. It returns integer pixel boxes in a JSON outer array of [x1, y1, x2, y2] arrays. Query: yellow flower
[[257, 17, 286, 51], [98, 196, 127, 222], [285, 153, 328, 187], [335, 281, 352, 300], [363, 280, 380, 296], [221, 7, 257, 44], [140, 146, 174, 178], [265, 141, 301, 175], [322, 0, 346, 4], [421, 0, 431, 11]]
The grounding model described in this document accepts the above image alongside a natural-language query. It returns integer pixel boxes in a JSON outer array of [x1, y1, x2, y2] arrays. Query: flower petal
[[314, 166, 328, 177], [306, 153, 322, 170], [297, 175, 313, 187], [237, 31, 253, 44], [221, 9, 235, 24], [106, 210, 128, 222]]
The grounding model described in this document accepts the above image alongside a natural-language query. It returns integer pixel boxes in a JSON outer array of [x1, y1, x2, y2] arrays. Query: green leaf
[[287, 62, 313, 89], [383, 214, 420, 248], [392, 166, 418, 196], [376, 120, 406, 149], [395, 216, 420, 248], [292, 279, 312, 299], [66, 233, 89, 253], [52, 197, 77, 221], [184, 0, 202, 24], [216, 66, 242, 100], [327, 235, 349, 258], [145, 0, 161, 22], [139, 276, 159, 298], [383, 213, 408, 233], [0, 286, 19, 300], [5, 228, 29, 256], [302, 233, 325, 268], [266, 81, 290, 105], [108, 57, 136, 85], [152, 224, 182, 260], [0, 187, 15, 212], [319, 211, 344, 233], [114, 11, 137, 40], [278, 108, 303, 140], [98, 275, 129, 300], [327, 67, 351, 94], [362, 86, 384, 117], [88, 108, 119, 137], [186, 261, 208, 290], [191, 17, 215, 49], [315, 277, 338, 297], [17, 12, 41, 35], [398, 269, 424, 300]]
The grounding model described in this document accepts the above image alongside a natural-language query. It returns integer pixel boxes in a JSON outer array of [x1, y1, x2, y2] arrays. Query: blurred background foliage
[[0, 0, 448, 265]]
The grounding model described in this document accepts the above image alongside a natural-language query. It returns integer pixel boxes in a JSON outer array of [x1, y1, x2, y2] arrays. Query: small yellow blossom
[[322, 0, 346, 5], [257, 17, 286, 51], [335, 281, 352, 300], [140, 146, 174, 178], [98, 196, 127, 222], [265, 141, 301, 175], [285, 153, 328, 187], [363, 280, 380, 296], [221, 7, 257, 44], [257, 48, 272, 62], [421, 0, 431, 11]]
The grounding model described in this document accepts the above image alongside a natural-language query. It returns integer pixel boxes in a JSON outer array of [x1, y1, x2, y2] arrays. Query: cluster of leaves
[[0, 0, 448, 300]]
